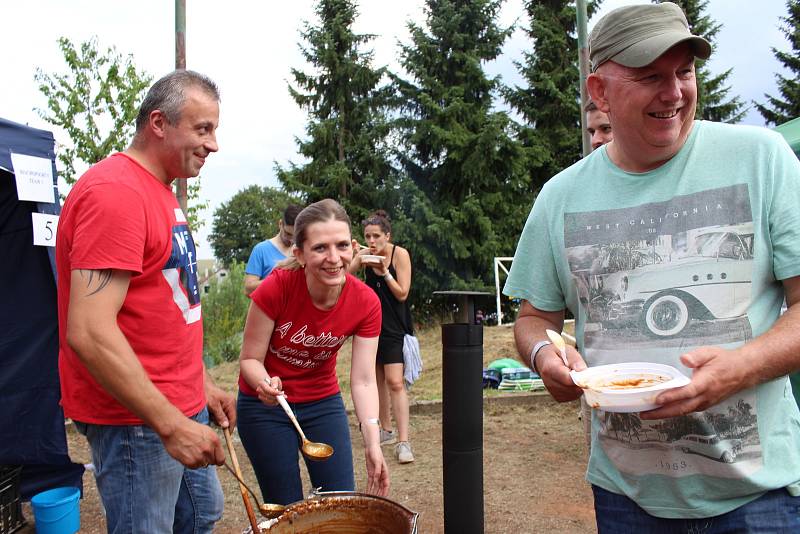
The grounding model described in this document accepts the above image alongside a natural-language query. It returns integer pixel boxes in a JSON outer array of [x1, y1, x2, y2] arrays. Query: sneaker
[[395, 441, 414, 464], [380, 428, 396, 445]]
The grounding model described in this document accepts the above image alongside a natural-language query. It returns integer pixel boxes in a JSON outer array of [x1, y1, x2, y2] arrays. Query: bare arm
[[238, 301, 283, 404], [350, 335, 390, 496], [347, 240, 366, 274], [513, 300, 586, 402], [377, 246, 411, 302], [646, 275, 800, 419], [243, 274, 261, 296], [66, 269, 224, 468]]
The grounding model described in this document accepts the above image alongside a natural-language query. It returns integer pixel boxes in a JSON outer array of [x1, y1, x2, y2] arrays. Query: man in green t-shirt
[[505, 2, 800, 531]]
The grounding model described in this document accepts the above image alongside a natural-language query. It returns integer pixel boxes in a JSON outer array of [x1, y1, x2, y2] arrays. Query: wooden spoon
[[222, 427, 261, 531]]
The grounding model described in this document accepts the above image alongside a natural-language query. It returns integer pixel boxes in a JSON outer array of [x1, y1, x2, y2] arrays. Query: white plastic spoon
[[545, 329, 570, 368]]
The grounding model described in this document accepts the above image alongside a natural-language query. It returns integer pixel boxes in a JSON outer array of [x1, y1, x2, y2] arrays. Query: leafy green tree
[[504, 0, 602, 196], [35, 36, 152, 185], [276, 0, 395, 224], [391, 0, 528, 302], [658, 0, 745, 123], [202, 262, 250, 365], [186, 179, 210, 239], [209, 185, 299, 266], [36, 36, 210, 234], [755, 0, 800, 125]]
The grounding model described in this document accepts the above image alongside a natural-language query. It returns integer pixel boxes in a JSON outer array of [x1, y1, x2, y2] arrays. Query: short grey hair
[[134, 70, 219, 133]]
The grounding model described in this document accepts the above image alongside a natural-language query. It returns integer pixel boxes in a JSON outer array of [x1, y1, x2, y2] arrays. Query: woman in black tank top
[[348, 210, 416, 464]]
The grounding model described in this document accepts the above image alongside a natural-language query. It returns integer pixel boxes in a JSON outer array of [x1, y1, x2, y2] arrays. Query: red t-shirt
[[56, 153, 205, 424], [238, 268, 381, 402]]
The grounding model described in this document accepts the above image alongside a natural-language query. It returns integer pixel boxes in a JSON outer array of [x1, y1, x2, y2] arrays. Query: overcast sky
[[2, 0, 791, 259]]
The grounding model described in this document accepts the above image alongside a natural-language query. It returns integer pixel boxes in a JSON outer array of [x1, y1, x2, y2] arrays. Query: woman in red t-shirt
[[237, 199, 390, 505]]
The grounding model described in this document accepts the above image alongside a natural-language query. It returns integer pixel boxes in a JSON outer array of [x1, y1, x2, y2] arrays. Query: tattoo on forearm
[[79, 269, 113, 296]]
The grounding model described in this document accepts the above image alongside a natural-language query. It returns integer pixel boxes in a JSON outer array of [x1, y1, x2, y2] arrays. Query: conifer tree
[[755, 0, 800, 125], [504, 0, 602, 196], [392, 0, 528, 300], [276, 0, 394, 223], [658, 0, 745, 123]]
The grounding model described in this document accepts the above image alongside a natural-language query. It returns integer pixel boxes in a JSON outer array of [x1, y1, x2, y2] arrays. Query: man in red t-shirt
[[56, 70, 234, 533]]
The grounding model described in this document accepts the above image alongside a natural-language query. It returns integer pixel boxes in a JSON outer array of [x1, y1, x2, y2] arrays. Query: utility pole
[[576, 0, 591, 157], [175, 0, 188, 216]]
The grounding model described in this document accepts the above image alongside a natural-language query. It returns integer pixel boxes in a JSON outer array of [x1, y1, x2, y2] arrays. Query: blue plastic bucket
[[31, 486, 80, 534]]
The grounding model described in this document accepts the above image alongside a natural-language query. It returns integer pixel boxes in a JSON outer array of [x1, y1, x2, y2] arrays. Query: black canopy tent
[[0, 117, 83, 499]]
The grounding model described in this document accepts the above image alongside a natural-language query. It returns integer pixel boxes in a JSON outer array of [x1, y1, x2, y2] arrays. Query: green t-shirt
[[504, 121, 800, 518]]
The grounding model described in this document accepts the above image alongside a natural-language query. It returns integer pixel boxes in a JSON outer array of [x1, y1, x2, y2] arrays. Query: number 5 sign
[[31, 213, 59, 247]]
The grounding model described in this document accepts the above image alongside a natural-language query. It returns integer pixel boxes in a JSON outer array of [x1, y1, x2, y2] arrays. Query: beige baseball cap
[[589, 2, 711, 72]]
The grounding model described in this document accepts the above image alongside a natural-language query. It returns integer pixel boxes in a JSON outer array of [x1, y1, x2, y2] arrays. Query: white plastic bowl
[[570, 362, 690, 413], [361, 254, 385, 263]]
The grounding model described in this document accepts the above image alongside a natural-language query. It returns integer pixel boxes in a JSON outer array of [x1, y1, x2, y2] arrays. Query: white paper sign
[[10, 152, 55, 203], [32, 213, 59, 247]]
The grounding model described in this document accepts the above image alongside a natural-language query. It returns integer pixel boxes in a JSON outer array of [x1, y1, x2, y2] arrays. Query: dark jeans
[[237, 392, 355, 505], [593, 484, 800, 533]]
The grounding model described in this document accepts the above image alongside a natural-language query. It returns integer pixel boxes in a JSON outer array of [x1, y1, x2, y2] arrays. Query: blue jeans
[[237, 392, 354, 505], [74, 407, 223, 534], [593, 484, 800, 533]]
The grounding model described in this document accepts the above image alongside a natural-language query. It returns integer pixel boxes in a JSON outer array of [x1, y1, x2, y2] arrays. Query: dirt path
[[20, 396, 595, 533]]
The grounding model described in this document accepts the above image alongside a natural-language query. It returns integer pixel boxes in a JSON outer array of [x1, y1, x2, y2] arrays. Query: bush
[[202, 262, 250, 366]]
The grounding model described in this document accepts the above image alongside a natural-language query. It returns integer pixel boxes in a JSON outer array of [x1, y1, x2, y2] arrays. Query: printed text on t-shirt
[[270, 322, 348, 369]]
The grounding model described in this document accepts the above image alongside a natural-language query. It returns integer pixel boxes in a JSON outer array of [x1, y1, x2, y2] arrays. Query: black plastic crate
[[0, 466, 25, 534]]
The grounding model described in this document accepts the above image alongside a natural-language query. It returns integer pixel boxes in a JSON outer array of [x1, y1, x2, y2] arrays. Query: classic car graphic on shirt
[[595, 395, 761, 478], [565, 185, 763, 478], [566, 185, 754, 345], [672, 433, 743, 463], [602, 223, 753, 338]]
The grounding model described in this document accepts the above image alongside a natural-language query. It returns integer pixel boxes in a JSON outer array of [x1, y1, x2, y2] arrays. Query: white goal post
[[493, 257, 514, 326], [492, 256, 577, 336]]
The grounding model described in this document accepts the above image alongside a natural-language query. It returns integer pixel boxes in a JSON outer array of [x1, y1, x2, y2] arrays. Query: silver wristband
[[383, 272, 394, 282], [530, 340, 552, 374], [358, 418, 380, 432]]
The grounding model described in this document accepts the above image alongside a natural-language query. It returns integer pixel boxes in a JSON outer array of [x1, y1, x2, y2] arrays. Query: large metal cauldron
[[244, 491, 418, 534]]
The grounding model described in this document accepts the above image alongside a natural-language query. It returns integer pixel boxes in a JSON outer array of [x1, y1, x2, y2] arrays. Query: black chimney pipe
[[441, 321, 484, 533]]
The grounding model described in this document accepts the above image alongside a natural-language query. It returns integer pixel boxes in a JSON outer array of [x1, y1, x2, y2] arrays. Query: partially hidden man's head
[[133, 70, 221, 179], [278, 204, 304, 247], [586, 2, 711, 170], [585, 100, 613, 151]]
